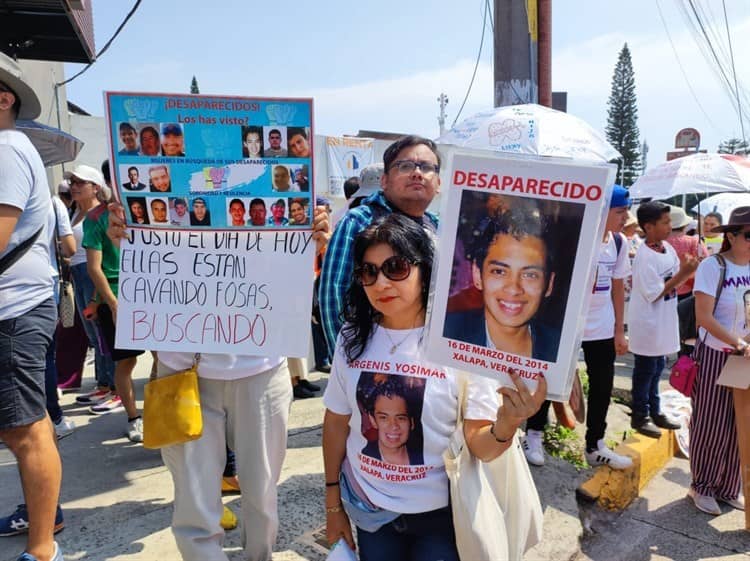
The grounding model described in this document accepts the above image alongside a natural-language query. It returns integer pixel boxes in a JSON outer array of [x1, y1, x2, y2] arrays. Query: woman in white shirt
[[65, 171, 116, 398], [689, 206, 750, 516], [322, 214, 546, 560]]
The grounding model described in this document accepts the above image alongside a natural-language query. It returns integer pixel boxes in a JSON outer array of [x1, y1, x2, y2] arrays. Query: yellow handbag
[[142, 353, 203, 449]]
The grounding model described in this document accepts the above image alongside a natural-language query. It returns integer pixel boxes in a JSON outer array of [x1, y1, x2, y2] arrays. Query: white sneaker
[[54, 416, 76, 440], [585, 440, 633, 470], [126, 417, 143, 443], [522, 429, 545, 466], [688, 488, 721, 515]]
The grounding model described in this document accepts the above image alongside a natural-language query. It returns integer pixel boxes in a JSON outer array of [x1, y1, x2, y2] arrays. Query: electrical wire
[[721, 0, 747, 143], [450, 0, 489, 128], [55, 0, 143, 87], [655, 0, 723, 134]]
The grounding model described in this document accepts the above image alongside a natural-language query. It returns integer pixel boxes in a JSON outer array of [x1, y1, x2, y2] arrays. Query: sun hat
[[0, 51, 41, 120], [64, 164, 106, 187], [624, 210, 637, 228], [669, 206, 691, 230], [709, 206, 750, 233], [350, 163, 384, 199]]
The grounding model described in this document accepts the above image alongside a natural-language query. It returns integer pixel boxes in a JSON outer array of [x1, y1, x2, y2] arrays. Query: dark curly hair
[[470, 204, 555, 278], [341, 214, 435, 362]]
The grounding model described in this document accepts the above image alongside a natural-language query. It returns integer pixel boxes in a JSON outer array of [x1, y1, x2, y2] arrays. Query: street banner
[[105, 92, 315, 355], [114, 228, 314, 355], [325, 136, 374, 197], [105, 92, 314, 230], [425, 150, 616, 401]]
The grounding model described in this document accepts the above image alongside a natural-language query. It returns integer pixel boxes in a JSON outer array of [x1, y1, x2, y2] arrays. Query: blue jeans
[[70, 262, 115, 388], [632, 354, 666, 420], [356, 505, 459, 561]]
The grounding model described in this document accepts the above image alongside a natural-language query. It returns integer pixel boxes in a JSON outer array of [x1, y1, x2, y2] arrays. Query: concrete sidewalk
[[1, 353, 748, 560]]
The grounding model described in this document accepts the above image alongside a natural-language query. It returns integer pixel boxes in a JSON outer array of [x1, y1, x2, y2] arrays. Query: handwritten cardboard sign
[[114, 229, 314, 355]]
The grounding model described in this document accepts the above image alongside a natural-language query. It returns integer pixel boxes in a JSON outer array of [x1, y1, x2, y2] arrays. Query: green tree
[[605, 44, 641, 187], [718, 137, 748, 155], [190, 76, 200, 94]]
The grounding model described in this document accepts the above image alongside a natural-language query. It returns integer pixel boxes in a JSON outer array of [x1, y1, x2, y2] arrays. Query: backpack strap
[[613, 231, 623, 256], [0, 227, 43, 276]]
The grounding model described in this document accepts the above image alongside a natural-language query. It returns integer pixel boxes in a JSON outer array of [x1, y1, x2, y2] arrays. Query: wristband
[[326, 505, 343, 514], [325, 481, 340, 487], [490, 422, 512, 443]]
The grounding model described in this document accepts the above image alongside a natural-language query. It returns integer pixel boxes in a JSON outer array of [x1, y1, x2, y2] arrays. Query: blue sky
[[65, 0, 750, 169]]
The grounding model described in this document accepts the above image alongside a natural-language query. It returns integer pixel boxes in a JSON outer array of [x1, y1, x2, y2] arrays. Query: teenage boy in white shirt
[[628, 201, 698, 437], [524, 185, 634, 469]]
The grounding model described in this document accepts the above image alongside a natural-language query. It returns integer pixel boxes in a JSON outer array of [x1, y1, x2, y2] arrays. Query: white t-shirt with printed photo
[[694, 256, 750, 351], [627, 241, 681, 356], [584, 232, 631, 341], [323, 325, 498, 514]]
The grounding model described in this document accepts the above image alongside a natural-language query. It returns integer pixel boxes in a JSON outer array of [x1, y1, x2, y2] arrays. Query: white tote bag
[[444, 376, 544, 561]]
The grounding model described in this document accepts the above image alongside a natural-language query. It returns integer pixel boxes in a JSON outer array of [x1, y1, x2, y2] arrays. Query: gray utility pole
[[437, 93, 449, 136], [494, 0, 537, 107]]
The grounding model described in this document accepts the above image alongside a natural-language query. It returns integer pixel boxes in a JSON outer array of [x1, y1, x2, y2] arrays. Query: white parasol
[[629, 153, 750, 200], [691, 192, 750, 220], [437, 103, 621, 163]]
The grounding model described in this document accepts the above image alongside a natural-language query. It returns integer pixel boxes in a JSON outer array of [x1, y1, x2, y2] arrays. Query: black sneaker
[[298, 379, 321, 392], [652, 413, 681, 430], [293, 385, 315, 399], [0, 504, 64, 536], [631, 416, 662, 438]]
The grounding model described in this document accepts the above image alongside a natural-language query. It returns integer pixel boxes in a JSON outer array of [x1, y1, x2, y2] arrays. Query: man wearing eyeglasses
[[0, 53, 65, 561], [319, 135, 441, 356]]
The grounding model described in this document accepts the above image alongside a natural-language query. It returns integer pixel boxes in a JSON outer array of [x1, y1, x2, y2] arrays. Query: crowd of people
[[1, 53, 749, 561]]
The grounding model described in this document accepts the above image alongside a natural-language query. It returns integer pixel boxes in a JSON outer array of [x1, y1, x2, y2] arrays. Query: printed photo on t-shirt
[[356, 372, 425, 466], [743, 289, 750, 329]]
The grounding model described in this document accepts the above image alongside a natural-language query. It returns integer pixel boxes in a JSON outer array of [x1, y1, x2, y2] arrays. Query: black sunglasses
[[354, 255, 416, 287]]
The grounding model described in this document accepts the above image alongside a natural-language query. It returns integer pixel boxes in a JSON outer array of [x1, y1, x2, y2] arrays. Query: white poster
[[425, 150, 616, 401], [326, 136, 374, 197], [115, 229, 314, 356]]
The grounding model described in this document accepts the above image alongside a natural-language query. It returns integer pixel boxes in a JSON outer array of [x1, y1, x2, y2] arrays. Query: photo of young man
[[161, 123, 185, 157], [122, 166, 146, 191], [242, 125, 263, 158], [148, 165, 171, 193], [139, 124, 160, 156], [169, 198, 190, 226], [248, 198, 267, 227], [190, 197, 211, 226], [357, 373, 425, 466], [443, 203, 561, 361], [263, 127, 287, 158], [149, 198, 169, 225], [228, 198, 246, 227], [118, 122, 139, 155], [287, 127, 310, 158]]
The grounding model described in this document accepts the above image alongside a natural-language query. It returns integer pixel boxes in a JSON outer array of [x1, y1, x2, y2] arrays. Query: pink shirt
[[666, 233, 707, 295]]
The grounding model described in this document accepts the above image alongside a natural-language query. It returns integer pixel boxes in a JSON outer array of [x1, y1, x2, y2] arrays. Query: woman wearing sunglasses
[[688, 206, 750, 516], [322, 214, 546, 560]]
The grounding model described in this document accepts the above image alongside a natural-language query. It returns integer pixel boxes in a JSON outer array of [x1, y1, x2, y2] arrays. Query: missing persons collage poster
[[425, 150, 616, 401], [105, 92, 316, 356], [105, 92, 314, 230]]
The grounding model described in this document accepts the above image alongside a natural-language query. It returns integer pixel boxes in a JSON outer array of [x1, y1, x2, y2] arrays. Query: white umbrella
[[691, 192, 750, 219], [629, 153, 750, 199], [16, 120, 84, 167], [437, 103, 621, 163]]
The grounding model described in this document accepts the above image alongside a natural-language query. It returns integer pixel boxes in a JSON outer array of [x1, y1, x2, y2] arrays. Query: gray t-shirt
[[0, 129, 54, 320]]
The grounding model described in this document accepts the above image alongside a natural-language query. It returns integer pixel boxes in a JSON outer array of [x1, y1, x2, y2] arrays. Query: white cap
[[350, 163, 384, 199]]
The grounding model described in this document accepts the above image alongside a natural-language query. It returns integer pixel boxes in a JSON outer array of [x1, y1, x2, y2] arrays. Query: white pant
[[158, 360, 293, 561]]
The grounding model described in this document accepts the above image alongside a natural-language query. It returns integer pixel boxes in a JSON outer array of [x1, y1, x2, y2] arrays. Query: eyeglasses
[[69, 178, 92, 186], [389, 160, 439, 175], [355, 255, 416, 286], [733, 230, 750, 241]]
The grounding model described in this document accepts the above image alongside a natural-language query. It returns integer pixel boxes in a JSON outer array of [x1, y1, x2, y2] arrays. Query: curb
[[578, 430, 676, 510]]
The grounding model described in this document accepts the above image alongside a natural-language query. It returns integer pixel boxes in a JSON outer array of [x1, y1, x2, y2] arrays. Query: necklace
[[381, 324, 424, 354]]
